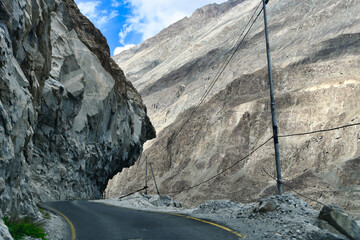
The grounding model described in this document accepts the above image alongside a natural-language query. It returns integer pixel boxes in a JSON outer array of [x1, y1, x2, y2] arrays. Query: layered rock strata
[[0, 0, 155, 220], [108, 0, 360, 214]]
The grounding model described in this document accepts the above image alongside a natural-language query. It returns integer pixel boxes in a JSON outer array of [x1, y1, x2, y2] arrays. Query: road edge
[[38, 203, 76, 240]]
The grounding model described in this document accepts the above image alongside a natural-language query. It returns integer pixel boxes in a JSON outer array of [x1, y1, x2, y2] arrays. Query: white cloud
[[76, 1, 118, 28], [118, 23, 134, 45], [77, 1, 101, 19], [119, 0, 227, 44], [111, 0, 122, 8], [95, 10, 119, 26], [113, 44, 136, 55]]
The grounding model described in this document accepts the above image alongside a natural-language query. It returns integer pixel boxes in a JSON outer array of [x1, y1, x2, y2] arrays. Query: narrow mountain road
[[43, 200, 242, 240]]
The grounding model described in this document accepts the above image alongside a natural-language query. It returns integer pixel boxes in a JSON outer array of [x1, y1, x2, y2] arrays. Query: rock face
[[319, 205, 360, 240], [0, 0, 155, 219], [108, 0, 360, 214], [0, 219, 12, 240]]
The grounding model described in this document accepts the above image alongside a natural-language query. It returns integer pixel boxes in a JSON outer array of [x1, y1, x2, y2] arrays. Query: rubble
[[97, 193, 359, 240]]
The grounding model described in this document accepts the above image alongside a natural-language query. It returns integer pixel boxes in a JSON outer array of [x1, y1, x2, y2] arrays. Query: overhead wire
[[128, 0, 360, 200], [139, 0, 360, 203], [142, 0, 265, 169], [278, 122, 360, 138], [165, 136, 273, 194], [142, 1, 279, 194], [166, 1, 264, 148], [262, 167, 329, 207]]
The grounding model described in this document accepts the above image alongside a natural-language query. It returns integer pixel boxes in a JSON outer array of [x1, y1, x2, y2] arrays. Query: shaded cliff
[[0, 0, 155, 219], [109, 0, 360, 214]]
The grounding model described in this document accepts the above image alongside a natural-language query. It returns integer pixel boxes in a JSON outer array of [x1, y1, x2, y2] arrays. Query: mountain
[[108, 0, 360, 215], [0, 0, 155, 221]]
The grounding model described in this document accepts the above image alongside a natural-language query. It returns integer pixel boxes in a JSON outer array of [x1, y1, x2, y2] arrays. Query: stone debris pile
[[97, 193, 359, 239]]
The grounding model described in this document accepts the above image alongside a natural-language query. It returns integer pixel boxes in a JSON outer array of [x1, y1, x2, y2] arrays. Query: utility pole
[[149, 163, 160, 195], [144, 157, 148, 195], [262, 0, 283, 194]]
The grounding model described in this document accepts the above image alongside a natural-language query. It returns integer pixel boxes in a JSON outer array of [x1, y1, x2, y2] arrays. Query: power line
[[164, 136, 273, 194], [278, 122, 360, 138], [160, 121, 360, 194], [166, 1, 264, 149], [198, 1, 263, 105], [262, 167, 328, 207]]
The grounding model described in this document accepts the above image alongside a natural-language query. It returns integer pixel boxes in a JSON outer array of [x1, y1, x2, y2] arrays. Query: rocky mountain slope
[[0, 0, 155, 222], [108, 0, 360, 216]]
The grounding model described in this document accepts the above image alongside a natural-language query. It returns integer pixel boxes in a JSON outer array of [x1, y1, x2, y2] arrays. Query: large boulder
[[319, 205, 360, 240]]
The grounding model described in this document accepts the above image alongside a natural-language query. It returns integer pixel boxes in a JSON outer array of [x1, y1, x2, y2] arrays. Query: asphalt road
[[44, 200, 241, 240]]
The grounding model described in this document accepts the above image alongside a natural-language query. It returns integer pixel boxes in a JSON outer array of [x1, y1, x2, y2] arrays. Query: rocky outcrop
[[319, 205, 360, 240], [0, 0, 155, 220], [108, 0, 360, 215], [0, 219, 12, 240]]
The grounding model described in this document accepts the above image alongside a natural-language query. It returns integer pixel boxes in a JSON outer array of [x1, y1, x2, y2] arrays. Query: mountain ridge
[[108, 0, 360, 214]]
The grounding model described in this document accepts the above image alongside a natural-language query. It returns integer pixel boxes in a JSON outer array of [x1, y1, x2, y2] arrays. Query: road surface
[[43, 200, 242, 240]]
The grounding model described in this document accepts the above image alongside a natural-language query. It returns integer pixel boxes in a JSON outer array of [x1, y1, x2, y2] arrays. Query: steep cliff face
[[109, 0, 360, 214], [0, 0, 155, 218]]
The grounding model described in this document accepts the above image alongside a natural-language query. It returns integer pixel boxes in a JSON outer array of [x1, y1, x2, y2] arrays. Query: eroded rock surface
[[108, 0, 360, 215], [0, 0, 155, 221]]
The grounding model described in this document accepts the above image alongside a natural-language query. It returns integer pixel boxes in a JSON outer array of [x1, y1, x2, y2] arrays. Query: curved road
[[44, 200, 242, 240]]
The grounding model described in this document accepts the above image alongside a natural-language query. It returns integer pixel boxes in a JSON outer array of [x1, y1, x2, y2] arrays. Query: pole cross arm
[[118, 186, 148, 200]]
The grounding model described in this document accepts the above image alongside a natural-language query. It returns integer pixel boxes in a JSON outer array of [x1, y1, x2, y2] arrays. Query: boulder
[[258, 199, 278, 213], [319, 205, 360, 240], [149, 195, 177, 207]]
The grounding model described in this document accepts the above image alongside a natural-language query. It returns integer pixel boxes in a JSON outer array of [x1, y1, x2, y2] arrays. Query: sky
[[74, 0, 227, 56]]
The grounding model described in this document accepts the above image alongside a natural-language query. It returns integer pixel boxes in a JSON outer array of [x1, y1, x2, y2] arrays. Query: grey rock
[[0, 178, 5, 195], [149, 195, 163, 206], [149, 195, 176, 207], [0, 219, 13, 240], [319, 205, 360, 240], [173, 201, 182, 208], [258, 199, 278, 213], [308, 230, 346, 240], [0, 0, 155, 217], [317, 220, 345, 238]]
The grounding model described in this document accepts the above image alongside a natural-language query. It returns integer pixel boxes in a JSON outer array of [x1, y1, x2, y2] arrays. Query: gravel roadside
[[94, 193, 358, 240]]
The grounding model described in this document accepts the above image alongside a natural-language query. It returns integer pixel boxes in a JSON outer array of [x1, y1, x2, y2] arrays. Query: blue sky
[[74, 0, 227, 56]]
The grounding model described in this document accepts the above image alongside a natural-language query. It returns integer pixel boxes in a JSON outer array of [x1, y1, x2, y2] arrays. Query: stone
[[173, 201, 182, 208], [149, 195, 175, 207], [149, 195, 162, 207], [318, 220, 346, 238], [258, 199, 278, 213], [308, 230, 346, 240], [319, 205, 360, 240]]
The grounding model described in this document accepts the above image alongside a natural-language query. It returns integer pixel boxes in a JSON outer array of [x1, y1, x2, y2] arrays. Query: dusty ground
[[95, 193, 359, 240]]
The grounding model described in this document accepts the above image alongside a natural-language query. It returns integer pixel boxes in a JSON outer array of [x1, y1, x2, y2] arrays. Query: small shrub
[[2, 217, 48, 240], [43, 212, 51, 220], [39, 208, 51, 220]]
